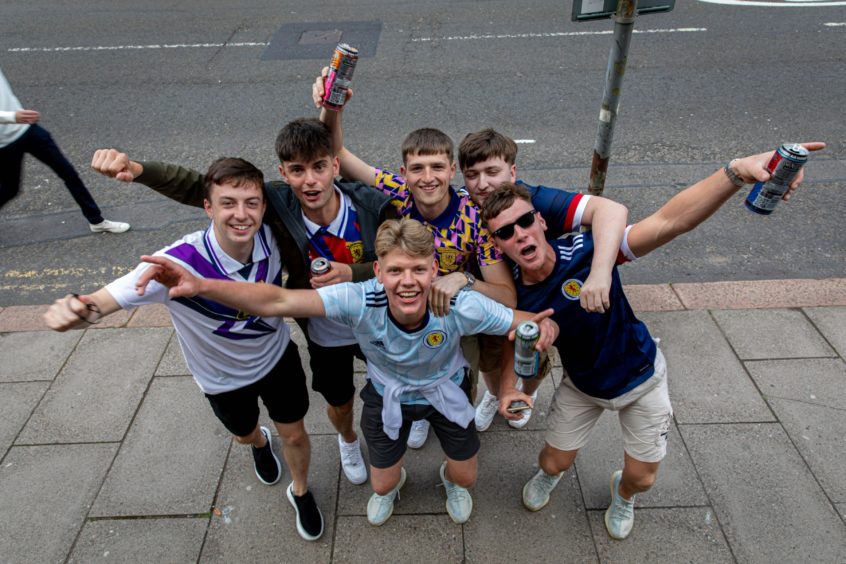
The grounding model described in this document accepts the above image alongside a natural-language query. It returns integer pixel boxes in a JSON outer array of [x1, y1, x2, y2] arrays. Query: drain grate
[[261, 20, 381, 61]]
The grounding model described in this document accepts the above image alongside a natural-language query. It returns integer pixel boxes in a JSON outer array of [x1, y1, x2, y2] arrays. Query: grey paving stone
[[804, 306, 846, 358], [154, 332, 189, 376], [0, 444, 117, 564], [0, 330, 80, 382], [576, 414, 707, 509], [466, 431, 597, 563], [201, 434, 337, 562], [681, 423, 846, 563], [588, 507, 733, 563], [69, 517, 207, 563], [333, 515, 463, 563], [91, 376, 231, 517], [746, 358, 846, 501], [638, 311, 773, 423], [711, 308, 835, 360], [837, 503, 845, 521], [0, 381, 47, 457], [17, 327, 171, 444]]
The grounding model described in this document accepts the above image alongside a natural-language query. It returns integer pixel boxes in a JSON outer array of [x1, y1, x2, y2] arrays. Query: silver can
[[514, 321, 540, 378], [310, 257, 332, 277], [322, 43, 358, 111]]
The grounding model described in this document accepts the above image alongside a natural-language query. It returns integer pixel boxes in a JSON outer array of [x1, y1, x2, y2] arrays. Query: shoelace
[[479, 394, 498, 416], [444, 481, 469, 503], [340, 443, 362, 466], [537, 472, 560, 491], [613, 496, 634, 520]]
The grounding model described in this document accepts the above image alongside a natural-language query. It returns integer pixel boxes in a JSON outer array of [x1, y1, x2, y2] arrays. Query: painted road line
[[412, 28, 707, 43], [7, 42, 268, 53]]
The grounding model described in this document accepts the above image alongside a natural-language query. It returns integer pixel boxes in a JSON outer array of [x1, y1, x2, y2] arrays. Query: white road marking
[[698, 0, 846, 6], [514, 139, 536, 144], [7, 42, 267, 53], [411, 28, 707, 43]]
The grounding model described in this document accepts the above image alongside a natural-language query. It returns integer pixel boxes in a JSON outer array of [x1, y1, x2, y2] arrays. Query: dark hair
[[480, 182, 532, 224], [203, 157, 265, 200], [401, 128, 454, 164], [458, 128, 518, 170], [275, 118, 333, 164]]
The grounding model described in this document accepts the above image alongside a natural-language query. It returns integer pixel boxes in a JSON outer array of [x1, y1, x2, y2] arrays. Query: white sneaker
[[522, 468, 563, 511], [508, 386, 538, 429], [605, 470, 636, 539], [89, 219, 130, 233], [474, 390, 499, 432], [439, 461, 473, 524], [338, 435, 367, 485], [407, 420, 429, 449], [367, 467, 407, 526]]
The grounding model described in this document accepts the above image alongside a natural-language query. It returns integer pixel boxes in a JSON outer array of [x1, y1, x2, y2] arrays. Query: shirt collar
[[410, 186, 461, 230], [302, 186, 349, 237], [204, 223, 270, 276]]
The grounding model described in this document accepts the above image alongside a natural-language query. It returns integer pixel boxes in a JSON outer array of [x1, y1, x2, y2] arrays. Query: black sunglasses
[[491, 210, 538, 240]]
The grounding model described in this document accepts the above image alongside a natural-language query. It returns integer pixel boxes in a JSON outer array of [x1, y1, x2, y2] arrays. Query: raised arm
[[91, 149, 207, 208], [312, 69, 377, 185], [137, 256, 326, 319], [627, 142, 826, 258]]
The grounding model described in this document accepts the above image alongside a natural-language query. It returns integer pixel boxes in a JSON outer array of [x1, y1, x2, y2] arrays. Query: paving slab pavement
[[0, 278, 844, 563]]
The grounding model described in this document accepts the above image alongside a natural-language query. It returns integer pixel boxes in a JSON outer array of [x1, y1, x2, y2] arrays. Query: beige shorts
[[545, 347, 672, 463]]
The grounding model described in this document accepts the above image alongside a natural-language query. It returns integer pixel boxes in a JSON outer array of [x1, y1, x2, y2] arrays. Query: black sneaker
[[286, 483, 324, 541], [251, 426, 282, 485]]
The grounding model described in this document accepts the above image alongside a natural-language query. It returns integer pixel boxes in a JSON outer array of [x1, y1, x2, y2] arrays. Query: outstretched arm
[[136, 256, 326, 319], [313, 68, 377, 185], [627, 142, 826, 259], [44, 288, 121, 332], [91, 149, 207, 208]]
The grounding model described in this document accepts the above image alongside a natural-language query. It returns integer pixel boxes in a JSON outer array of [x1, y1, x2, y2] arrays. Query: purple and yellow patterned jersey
[[373, 169, 502, 275]]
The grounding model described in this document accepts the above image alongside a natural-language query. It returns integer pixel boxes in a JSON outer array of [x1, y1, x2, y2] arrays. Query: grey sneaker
[[522, 468, 563, 511], [508, 388, 538, 429], [474, 390, 499, 432], [367, 467, 407, 526], [439, 461, 473, 524], [89, 219, 130, 233], [407, 419, 429, 449], [338, 435, 367, 485], [604, 470, 635, 539]]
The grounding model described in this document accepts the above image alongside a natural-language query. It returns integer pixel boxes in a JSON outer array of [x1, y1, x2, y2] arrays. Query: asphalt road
[[1, 0, 844, 305]]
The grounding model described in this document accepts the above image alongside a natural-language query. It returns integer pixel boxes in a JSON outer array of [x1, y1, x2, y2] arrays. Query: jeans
[[0, 124, 103, 223]]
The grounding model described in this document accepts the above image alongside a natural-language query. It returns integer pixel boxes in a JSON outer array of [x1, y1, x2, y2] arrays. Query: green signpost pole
[[588, 0, 638, 196]]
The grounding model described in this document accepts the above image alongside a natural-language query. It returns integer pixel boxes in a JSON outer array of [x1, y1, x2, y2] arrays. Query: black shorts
[[307, 337, 365, 407], [359, 375, 480, 469], [205, 342, 309, 437]]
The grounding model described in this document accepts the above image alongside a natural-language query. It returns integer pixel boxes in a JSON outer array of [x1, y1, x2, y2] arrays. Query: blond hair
[[375, 218, 435, 259]]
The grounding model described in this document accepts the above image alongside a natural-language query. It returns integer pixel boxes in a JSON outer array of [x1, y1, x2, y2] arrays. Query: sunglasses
[[491, 210, 538, 240]]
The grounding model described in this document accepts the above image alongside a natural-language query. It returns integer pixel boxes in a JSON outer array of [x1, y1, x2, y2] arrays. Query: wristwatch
[[462, 271, 476, 291], [723, 159, 745, 187]]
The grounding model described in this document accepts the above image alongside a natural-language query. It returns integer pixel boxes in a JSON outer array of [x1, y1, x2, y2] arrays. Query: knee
[[277, 424, 308, 447], [328, 400, 353, 416], [233, 433, 256, 446], [446, 465, 476, 489], [628, 469, 657, 492]]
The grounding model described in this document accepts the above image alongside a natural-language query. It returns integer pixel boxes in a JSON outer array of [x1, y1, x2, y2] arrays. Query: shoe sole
[[254, 426, 282, 486], [286, 483, 324, 541], [368, 468, 406, 526], [406, 424, 429, 449], [604, 470, 629, 540]]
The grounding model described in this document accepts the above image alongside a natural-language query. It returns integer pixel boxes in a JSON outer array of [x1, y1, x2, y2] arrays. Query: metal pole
[[588, 0, 637, 196]]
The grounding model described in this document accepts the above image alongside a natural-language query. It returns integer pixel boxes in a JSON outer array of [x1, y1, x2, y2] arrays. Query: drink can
[[322, 43, 358, 111], [310, 257, 332, 277], [745, 143, 809, 215], [514, 321, 540, 379]]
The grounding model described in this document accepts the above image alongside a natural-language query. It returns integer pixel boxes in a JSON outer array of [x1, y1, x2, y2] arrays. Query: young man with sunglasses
[[132, 217, 559, 527], [457, 129, 627, 430], [481, 142, 824, 540]]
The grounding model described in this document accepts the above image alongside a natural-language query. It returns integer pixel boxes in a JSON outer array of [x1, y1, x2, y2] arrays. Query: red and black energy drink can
[[322, 43, 358, 111], [310, 257, 332, 277], [745, 143, 809, 215]]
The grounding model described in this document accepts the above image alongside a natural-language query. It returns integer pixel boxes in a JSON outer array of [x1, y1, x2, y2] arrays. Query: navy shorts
[[205, 342, 309, 437], [359, 374, 480, 469]]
